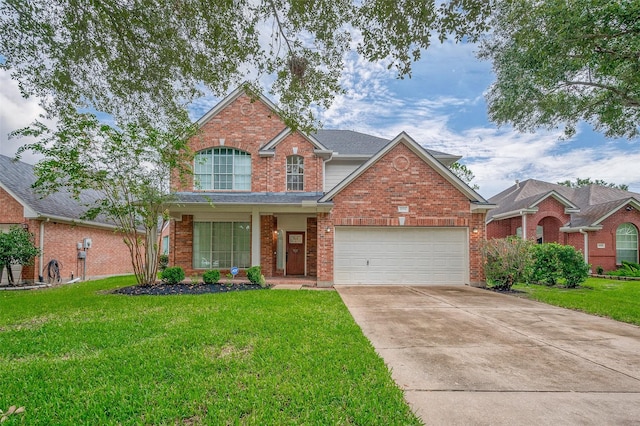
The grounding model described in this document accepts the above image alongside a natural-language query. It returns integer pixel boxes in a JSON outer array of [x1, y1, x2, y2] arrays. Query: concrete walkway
[[335, 285, 640, 425]]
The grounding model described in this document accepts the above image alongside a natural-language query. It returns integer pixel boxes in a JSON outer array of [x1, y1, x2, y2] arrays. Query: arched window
[[194, 148, 251, 190], [616, 223, 638, 264], [286, 155, 304, 191]]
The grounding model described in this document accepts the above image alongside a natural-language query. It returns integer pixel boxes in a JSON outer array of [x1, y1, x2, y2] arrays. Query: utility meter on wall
[[83, 238, 92, 249]]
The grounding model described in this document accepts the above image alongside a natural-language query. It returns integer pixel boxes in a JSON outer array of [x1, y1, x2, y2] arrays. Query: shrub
[[202, 269, 220, 284], [158, 254, 169, 271], [557, 244, 590, 287], [607, 261, 640, 277], [527, 243, 563, 286], [246, 266, 263, 285], [482, 237, 533, 290], [526, 243, 589, 287], [596, 265, 604, 275], [160, 266, 185, 284]]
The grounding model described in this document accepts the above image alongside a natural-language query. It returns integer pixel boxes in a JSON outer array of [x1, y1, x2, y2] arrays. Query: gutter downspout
[[579, 228, 589, 266], [39, 221, 45, 281], [521, 212, 527, 240]]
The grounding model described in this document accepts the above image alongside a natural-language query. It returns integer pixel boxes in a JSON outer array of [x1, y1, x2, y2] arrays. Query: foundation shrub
[[246, 266, 265, 286], [160, 266, 185, 284], [202, 269, 221, 284]]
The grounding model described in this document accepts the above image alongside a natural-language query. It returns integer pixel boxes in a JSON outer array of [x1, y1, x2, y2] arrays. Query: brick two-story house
[[166, 86, 494, 286]]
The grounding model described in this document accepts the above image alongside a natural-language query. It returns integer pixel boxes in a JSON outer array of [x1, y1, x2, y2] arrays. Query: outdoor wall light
[[472, 227, 479, 233], [325, 227, 331, 233]]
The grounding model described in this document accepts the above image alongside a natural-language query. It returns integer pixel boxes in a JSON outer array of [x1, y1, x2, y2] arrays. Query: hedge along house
[[486, 179, 640, 272], [166, 86, 494, 287], [0, 154, 135, 284]]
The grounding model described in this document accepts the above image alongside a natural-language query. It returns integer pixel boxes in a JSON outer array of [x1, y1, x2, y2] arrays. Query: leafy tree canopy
[[479, 0, 640, 139], [0, 0, 491, 131], [557, 177, 629, 191]]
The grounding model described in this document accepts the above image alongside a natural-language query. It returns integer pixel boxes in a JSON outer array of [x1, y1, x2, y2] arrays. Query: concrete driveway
[[335, 285, 640, 425]]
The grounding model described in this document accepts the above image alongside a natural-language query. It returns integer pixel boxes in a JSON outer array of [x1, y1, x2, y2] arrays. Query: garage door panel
[[334, 227, 468, 285]]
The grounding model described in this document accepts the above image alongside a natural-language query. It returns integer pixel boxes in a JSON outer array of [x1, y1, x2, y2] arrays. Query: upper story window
[[194, 148, 251, 190], [286, 155, 304, 191]]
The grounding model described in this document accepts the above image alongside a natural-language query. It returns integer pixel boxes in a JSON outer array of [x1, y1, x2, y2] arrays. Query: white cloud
[[0, 70, 45, 164]]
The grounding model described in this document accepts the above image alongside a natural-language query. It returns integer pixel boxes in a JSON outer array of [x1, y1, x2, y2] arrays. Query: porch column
[[251, 207, 261, 266]]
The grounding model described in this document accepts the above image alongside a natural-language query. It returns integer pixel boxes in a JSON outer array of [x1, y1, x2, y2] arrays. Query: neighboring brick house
[[0, 155, 135, 284], [166, 86, 494, 286], [486, 179, 640, 272]]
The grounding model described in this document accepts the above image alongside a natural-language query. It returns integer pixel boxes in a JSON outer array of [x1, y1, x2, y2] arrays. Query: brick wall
[[306, 217, 318, 277], [170, 214, 194, 274], [590, 205, 640, 272], [173, 93, 323, 193], [323, 142, 485, 286], [260, 215, 277, 276], [20, 220, 133, 283], [0, 187, 25, 223]]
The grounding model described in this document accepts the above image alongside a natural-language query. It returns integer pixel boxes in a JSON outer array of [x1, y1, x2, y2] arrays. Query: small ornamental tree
[[0, 226, 40, 285], [15, 112, 195, 286]]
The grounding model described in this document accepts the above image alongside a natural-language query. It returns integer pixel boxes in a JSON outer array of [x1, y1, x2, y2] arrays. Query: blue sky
[[2, 39, 639, 198]]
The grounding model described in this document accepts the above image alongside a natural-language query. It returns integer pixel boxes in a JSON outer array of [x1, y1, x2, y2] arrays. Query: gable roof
[[487, 178, 640, 228], [195, 86, 461, 165], [312, 129, 460, 164], [0, 154, 116, 228], [319, 132, 492, 208]]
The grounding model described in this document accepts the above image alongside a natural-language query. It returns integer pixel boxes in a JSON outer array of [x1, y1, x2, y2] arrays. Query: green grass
[[0, 277, 421, 425], [513, 277, 640, 326]]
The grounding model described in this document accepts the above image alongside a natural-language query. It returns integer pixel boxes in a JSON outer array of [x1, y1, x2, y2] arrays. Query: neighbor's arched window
[[194, 148, 251, 190], [616, 223, 638, 264], [286, 155, 304, 191]]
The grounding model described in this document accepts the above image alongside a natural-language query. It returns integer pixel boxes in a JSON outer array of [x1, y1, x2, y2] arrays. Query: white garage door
[[334, 227, 468, 285]]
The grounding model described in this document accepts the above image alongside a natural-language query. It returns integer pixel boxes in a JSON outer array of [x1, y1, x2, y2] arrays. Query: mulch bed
[[113, 282, 267, 296]]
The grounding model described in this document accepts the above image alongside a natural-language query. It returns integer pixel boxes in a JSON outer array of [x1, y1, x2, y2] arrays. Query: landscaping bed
[[113, 282, 267, 295]]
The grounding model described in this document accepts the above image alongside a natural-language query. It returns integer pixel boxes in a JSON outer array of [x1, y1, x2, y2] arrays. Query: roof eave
[[490, 208, 539, 220], [559, 226, 603, 233]]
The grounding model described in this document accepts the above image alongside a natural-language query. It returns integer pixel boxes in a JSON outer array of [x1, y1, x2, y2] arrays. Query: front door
[[286, 232, 305, 275]]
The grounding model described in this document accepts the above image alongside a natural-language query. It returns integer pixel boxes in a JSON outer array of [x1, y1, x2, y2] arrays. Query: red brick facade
[[168, 89, 490, 286], [1, 188, 134, 283], [487, 195, 640, 273]]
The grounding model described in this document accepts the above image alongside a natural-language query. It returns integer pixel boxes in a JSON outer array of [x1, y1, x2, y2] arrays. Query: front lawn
[[513, 277, 640, 326], [0, 276, 421, 425]]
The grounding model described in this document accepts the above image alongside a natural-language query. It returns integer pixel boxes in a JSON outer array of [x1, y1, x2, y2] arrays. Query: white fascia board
[[37, 213, 124, 232], [593, 198, 640, 226], [490, 208, 539, 220], [196, 83, 283, 128], [471, 202, 497, 213], [531, 191, 579, 210], [559, 226, 602, 233], [260, 127, 330, 153]]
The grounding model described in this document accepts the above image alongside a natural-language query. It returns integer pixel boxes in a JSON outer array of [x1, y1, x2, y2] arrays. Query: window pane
[[193, 222, 212, 268], [212, 222, 232, 268], [234, 222, 251, 268], [616, 223, 638, 264], [286, 155, 304, 191]]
